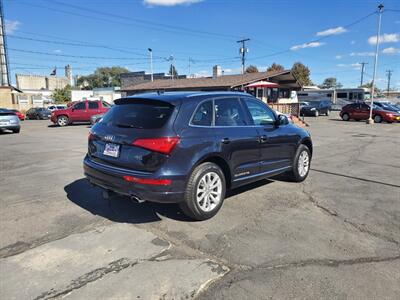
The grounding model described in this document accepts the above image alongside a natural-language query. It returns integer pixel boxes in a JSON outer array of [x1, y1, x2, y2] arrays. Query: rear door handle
[[259, 135, 268, 143], [221, 138, 230, 144]]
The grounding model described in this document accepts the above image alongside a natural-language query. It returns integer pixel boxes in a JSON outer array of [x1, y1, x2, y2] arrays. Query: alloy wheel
[[298, 150, 310, 177], [196, 172, 222, 212]]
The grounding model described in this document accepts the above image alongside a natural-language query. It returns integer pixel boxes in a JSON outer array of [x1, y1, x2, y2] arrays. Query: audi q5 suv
[[84, 92, 312, 220]]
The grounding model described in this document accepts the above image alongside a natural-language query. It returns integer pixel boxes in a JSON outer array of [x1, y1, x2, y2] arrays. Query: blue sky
[[4, 0, 400, 89]]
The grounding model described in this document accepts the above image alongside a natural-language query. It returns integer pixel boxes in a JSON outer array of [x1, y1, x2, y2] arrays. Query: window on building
[[191, 100, 213, 126], [337, 92, 348, 99], [257, 89, 263, 98], [214, 98, 247, 126]]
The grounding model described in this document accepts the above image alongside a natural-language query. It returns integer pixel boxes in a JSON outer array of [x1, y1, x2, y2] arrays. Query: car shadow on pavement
[[65, 178, 192, 223], [65, 177, 275, 223]]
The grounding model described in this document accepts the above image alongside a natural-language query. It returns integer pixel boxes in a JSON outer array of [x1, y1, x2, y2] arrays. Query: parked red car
[[51, 100, 112, 126], [9, 109, 26, 121], [340, 102, 400, 123]]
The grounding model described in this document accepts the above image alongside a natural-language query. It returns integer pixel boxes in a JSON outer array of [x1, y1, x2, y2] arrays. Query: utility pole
[[148, 48, 153, 82], [0, 0, 10, 86], [237, 38, 250, 74], [368, 4, 384, 124], [188, 57, 193, 78], [168, 55, 175, 81], [360, 62, 368, 87], [386, 70, 393, 96]]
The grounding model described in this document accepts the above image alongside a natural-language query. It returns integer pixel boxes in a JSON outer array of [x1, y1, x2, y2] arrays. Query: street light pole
[[368, 4, 384, 124], [148, 48, 153, 82]]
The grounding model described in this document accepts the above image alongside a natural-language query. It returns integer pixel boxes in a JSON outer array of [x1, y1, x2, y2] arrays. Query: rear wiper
[[115, 123, 143, 129]]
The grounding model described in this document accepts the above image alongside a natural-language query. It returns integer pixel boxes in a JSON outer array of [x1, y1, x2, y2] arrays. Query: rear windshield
[[100, 100, 174, 129]]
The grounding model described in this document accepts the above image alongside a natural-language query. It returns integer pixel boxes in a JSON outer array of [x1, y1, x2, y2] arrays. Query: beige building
[[15, 74, 70, 90]]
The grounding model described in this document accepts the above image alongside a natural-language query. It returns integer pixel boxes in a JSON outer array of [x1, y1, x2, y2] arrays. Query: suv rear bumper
[[83, 155, 185, 203]]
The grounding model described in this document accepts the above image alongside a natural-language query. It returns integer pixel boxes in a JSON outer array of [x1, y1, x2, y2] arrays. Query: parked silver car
[[90, 113, 104, 125], [0, 108, 20, 133]]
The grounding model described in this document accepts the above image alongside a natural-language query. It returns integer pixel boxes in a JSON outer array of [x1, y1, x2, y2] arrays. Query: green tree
[[52, 85, 71, 103], [77, 66, 129, 89], [291, 62, 312, 86], [267, 63, 284, 72], [245, 65, 259, 73], [320, 77, 342, 89], [168, 64, 178, 77], [360, 81, 380, 94]]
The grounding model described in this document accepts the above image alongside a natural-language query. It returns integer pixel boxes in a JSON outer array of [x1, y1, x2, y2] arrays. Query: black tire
[[57, 115, 69, 126], [342, 113, 350, 121], [286, 144, 311, 182], [314, 110, 319, 117], [36, 115, 41, 120], [373, 115, 382, 123], [12, 129, 20, 133], [179, 162, 226, 221]]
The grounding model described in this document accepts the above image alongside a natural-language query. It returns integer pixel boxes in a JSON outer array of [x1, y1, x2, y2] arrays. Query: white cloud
[[316, 26, 347, 37], [193, 70, 210, 78], [350, 52, 374, 57], [53, 49, 62, 53], [337, 63, 361, 70], [335, 55, 343, 59], [382, 47, 400, 54], [350, 40, 356, 45], [5, 20, 21, 35], [223, 67, 241, 74], [290, 42, 325, 51], [143, 0, 202, 6], [368, 33, 400, 45]]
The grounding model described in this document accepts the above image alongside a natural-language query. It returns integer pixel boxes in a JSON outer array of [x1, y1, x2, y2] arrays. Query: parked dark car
[[84, 92, 313, 220], [300, 100, 332, 117], [0, 108, 20, 133], [26, 107, 52, 120], [340, 102, 400, 123], [51, 100, 111, 126]]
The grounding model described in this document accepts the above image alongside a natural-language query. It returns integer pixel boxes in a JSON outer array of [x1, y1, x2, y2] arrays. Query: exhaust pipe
[[130, 195, 146, 204]]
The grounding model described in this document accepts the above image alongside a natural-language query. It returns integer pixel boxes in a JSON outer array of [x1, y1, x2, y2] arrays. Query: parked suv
[[84, 92, 313, 220], [26, 107, 52, 120], [51, 100, 111, 126], [340, 102, 400, 123], [300, 100, 332, 117]]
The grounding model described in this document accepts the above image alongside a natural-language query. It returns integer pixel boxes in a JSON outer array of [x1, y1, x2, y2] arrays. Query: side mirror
[[276, 114, 288, 126]]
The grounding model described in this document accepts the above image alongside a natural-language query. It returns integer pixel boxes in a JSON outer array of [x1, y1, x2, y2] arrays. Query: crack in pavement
[[255, 254, 400, 271], [34, 258, 138, 300], [301, 184, 400, 247]]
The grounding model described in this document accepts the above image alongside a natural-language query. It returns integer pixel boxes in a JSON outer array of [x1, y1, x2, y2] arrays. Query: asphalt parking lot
[[1, 113, 399, 299]]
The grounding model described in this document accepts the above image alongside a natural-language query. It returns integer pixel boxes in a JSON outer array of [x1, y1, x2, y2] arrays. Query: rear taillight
[[123, 176, 172, 186], [132, 137, 180, 155]]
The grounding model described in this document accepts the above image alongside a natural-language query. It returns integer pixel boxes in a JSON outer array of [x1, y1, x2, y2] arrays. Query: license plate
[[103, 143, 120, 158], [0, 121, 10, 125]]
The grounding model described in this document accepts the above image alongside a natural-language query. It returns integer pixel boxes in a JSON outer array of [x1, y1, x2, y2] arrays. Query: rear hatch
[[88, 98, 180, 173], [0, 111, 19, 125]]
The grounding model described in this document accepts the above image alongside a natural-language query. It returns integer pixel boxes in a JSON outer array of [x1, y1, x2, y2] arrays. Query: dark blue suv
[[84, 92, 312, 220]]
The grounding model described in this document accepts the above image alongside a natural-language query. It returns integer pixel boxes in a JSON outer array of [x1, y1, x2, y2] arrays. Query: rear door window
[[214, 98, 247, 126], [88, 102, 99, 109], [74, 102, 86, 110], [191, 100, 213, 126], [100, 100, 174, 129]]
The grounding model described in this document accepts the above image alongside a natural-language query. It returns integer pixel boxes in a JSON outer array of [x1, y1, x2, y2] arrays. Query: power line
[[7, 47, 164, 60], [15, 0, 237, 42], [249, 10, 377, 61]]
